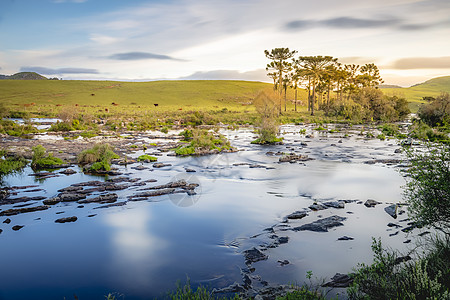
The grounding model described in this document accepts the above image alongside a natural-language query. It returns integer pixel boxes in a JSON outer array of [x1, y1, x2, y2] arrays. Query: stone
[[57, 186, 83, 193], [58, 193, 86, 202], [309, 203, 328, 211], [43, 198, 61, 205], [59, 168, 76, 175], [322, 273, 354, 288], [364, 199, 381, 207], [394, 255, 411, 265], [0, 205, 49, 216], [12, 225, 24, 231], [293, 215, 347, 232], [153, 163, 172, 168], [387, 222, 402, 228], [78, 193, 118, 204], [94, 201, 128, 209], [243, 248, 268, 264], [323, 201, 345, 209], [384, 204, 397, 218], [338, 236, 354, 241], [278, 260, 290, 266], [213, 283, 246, 294], [3, 218, 11, 224], [279, 154, 312, 163], [55, 216, 77, 223], [129, 188, 176, 200], [286, 211, 307, 220]]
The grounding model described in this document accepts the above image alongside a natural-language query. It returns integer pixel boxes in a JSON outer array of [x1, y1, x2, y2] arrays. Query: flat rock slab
[[55, 216, 77, 223], [286, 211, 308, 220], [0, 205, 49, 216], [78, 193, 118, 204], [293, 215, 347, 232], [243, 248, 268, 264], [323, 201, 345, 209], [338, 236, 354, 241], [12, 225, 24, 231]]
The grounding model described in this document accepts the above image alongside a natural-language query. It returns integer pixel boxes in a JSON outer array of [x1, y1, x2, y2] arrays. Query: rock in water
[[364, 199, 381, 207], [384, 204, 397, 218], [55, 216, 77, 223], [293, 215, 347, 232], [243, 248, 268, 264], [286, 211, 307, 220]]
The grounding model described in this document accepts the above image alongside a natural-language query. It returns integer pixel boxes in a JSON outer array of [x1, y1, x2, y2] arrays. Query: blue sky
[[1, 0, 449, 86]]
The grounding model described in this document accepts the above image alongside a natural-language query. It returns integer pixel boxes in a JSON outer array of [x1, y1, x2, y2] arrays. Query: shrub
[[175, 129, 231, 156], [78, 144, 119, 172], [31, 145, 64, 169], [252, 90, 281, 144], [378, 123, 399, 136], [161, 126, 169, 134], [49, 121, 74, 132], [0, 153, 27, 176], [404, 143, 450, 228], [348, 238, 450, 300], [418, 93, 450, 127]]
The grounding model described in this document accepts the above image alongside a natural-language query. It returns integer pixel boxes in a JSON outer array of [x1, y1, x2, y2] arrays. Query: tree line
[[264, 48, 409, 122]]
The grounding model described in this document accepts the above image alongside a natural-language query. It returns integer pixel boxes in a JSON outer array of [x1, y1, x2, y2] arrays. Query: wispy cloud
[[390, 57, 450, 69], [285, 16, 437, 31], [108, 52, 184, 61], [178, 69, 268, 81], [20, 66, 99, 74]]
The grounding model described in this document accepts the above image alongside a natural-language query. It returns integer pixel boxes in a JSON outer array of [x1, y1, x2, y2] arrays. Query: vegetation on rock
[[0, 150, 27, 176], [31, 145, 64, 169], [78, 143, 119, 172], [175, 129, 232, 156]]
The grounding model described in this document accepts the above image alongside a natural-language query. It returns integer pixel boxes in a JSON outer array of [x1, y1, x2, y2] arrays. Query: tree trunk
[[311, 79, 316, 116], [294, 88, 297, 112], [284, 86, 287, 111], [307, 78, 311, 112]]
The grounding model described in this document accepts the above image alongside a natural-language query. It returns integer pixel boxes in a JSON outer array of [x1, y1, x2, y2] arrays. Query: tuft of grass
[[0, 153, 27, 176], [137, 154, 158, 162], [175, 129, 231, 156]]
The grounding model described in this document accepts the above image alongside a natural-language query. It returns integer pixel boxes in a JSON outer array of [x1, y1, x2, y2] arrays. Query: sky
[[0, 0, 449, 86]]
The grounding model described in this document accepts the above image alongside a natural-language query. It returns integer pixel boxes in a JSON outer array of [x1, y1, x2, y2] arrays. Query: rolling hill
[[0, 72, 48, 80], [381, 76, 450, 111]]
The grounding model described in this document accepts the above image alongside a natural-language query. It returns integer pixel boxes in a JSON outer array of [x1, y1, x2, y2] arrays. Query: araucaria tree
[[264, 48, 297, 112]]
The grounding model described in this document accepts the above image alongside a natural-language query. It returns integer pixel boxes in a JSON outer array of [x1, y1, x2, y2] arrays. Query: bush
[[404, 143, 450, 228], [409, 120, 449, 144], [161, 126, 169, 134], [252, 90, 281, 144], [175, 129, 231, 156], [49, 121, 74, 132], [418, 93, 450, 127], [0, 153, 27, 176], [348, 238, 450, 300], [31, 145, 64, 169], [78, 144, 119, 172]]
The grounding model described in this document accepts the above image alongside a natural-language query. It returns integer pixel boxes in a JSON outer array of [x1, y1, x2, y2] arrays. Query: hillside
[[0, 80, 273, 112], [382, 76, 450, 112], [0, 72, 48, 80]]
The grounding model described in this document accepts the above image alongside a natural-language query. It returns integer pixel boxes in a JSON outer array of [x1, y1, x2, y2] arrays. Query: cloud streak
[[108, 52, 182, 61], [20, 66, 99, 74], [285, 16, 439, 31], [178, 69, 268, 81], [390, 57, 450, 69]]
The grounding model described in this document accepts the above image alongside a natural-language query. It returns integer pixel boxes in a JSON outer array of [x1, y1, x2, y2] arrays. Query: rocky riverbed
[[0, 123, 431, 300]]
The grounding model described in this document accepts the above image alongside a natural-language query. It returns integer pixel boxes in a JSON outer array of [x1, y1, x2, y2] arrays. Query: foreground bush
[[404, 143, 450, 228], [348, 238, 450, 300], [78, 144, 119, 172]]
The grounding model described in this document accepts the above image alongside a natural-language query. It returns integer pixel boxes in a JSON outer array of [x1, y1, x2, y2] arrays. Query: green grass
[[0, 80, 272, 113], [381, 76, 450, 112]]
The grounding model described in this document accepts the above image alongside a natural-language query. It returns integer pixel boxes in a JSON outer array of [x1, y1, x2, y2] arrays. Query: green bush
[[78, 144, 119, 172], [0, 154, 27, 176], [348, 238, 450, 300], [31, 145, 64, 169], [49, 121, 74, 132], [161, 126, 169, 134], [378, 123, 399, 136], [175, 129, 231, 156]]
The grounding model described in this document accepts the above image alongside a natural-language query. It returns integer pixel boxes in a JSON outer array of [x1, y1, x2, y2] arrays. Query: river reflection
[[0, 125, 425, 300]]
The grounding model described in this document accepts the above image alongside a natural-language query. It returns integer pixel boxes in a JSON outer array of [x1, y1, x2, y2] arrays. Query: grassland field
[[0, 76, 449, 122]]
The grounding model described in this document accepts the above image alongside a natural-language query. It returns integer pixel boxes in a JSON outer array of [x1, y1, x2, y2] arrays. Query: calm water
[[0, 125, 424, 299]]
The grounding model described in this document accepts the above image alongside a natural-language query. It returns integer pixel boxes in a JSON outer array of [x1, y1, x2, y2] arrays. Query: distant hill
[[382, 75, 450, 112], [0, 72, 48, 80], [380, 84, 402, 89]]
